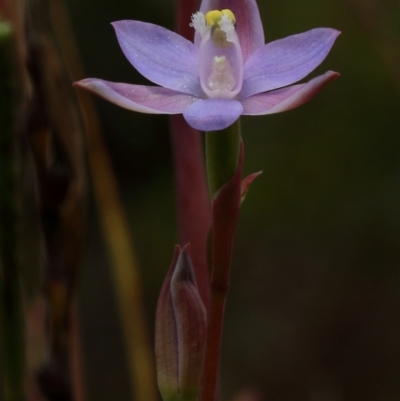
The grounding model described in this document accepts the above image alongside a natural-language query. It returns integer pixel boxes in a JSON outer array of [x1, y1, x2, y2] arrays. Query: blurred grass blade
[[48, 2, 158, 401]]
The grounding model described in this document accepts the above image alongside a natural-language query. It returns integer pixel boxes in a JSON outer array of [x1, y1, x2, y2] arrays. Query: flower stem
[[206, 120, 241, 198], [201, 121, 242, 401], [199, 287, 226, 401], [175, 0, 198, 40], [172, 0, 211, 307], [170, 116, 211, 307]]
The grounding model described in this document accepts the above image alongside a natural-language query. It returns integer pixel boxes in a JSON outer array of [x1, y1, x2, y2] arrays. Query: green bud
[[155, 245, 207, 401]]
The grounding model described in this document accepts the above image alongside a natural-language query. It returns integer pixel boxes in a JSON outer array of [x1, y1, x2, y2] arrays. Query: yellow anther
[[206, 10, 222, 26], [205, 9, 236, 26], [221, 9, 236, 24]]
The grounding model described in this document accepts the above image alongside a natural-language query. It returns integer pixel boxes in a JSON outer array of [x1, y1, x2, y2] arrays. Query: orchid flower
[[75, 0, 340, 131]]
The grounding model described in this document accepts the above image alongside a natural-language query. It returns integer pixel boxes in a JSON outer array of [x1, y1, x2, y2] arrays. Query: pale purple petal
[[74, 79, 198, 114], [241, 71, 339, 115], [197, 0, 264, 61], [183, 98, 243, 131], [112, 20, 202, 96], [241, 28, 340, 99]]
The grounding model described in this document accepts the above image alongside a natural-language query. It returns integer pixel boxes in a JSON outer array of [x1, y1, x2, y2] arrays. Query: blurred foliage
[[0, 19, 26, 401], [58, 0, 400, 400]]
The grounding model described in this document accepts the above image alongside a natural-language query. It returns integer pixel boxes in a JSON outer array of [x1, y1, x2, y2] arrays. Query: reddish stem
[[175, 0, 200, 40], [170, 116, 210, 307], [200, 145, 244, 401], [171, 0, 210, 307]]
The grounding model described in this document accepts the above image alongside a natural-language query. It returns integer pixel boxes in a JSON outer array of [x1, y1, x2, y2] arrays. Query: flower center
[[205, 10, 236, 27], [191, 9, 243, 99], [207, 55, 235, 93], [205, 10, 236, 47], [204, 10, 237, 94], [191, 9, 236, 46]]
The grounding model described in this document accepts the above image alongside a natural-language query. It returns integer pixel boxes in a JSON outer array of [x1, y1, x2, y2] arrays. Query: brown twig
[[49, 2, 158, 401], [20, 0, 87, 399], [0, 21, 26, 400]]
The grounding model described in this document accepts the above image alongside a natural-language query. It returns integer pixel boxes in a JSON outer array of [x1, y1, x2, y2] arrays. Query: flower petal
[[241, 70, 339, 115], [112, 20, 202, 96], [197, 0, 264, 61], [74, 79, 197, 114], [241, 28, 340, 99], [183, 98, 243, 131]]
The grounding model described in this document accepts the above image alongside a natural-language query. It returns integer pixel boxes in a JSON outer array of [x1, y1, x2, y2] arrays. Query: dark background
[[63, 0, 400, 400]]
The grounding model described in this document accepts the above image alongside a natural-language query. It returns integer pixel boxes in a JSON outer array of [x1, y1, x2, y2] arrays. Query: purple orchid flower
[[75, 0, 340, 132]]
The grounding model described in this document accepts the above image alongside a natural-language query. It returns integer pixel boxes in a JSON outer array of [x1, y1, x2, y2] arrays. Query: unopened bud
[[155, 245, 207, 401]]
